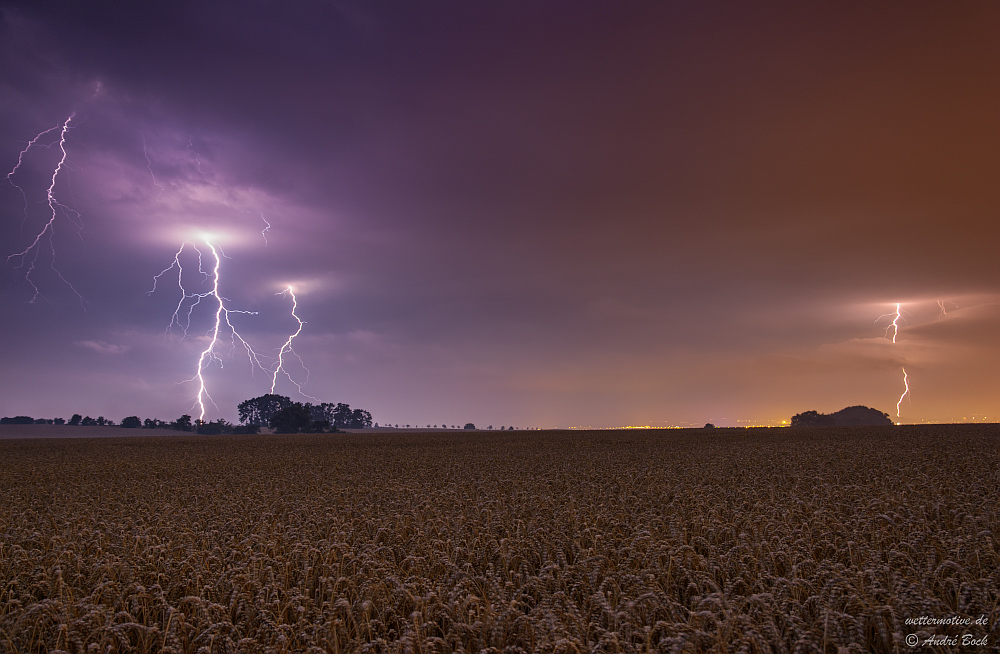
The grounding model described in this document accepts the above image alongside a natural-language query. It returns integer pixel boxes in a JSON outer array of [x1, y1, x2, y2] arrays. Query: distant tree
[[53, 418, 65, 425], [68, 414, 82, 426], [302, 419, 332, 433], [238, 394, 292, 426], [488, 425, 493, 430], [269, 403, 312, 433], [81, 416, 96, 426], [331, 403, 354, 430], [791, 406, 892, 427], [0, 416, 34, 425], [121, 416, 142, 429], [339, 408, 369, 429], [231, 424, 261, 434], [508, 426, 515, 430], [170, 414, 193, 431], [464, 423, 476, 430], [704, 423, 716, 429], [197, 419, 233, 435]]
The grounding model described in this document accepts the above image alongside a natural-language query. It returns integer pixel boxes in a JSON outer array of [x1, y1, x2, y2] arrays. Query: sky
[[2, 1, 999, 428]]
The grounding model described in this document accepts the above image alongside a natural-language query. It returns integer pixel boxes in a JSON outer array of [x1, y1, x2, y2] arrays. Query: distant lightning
[[877, 302, 904, 343], [897, 367, 910, 418], [270, 286, 319, 401], [142, 135, 165, 199], [187, 139, 207, 180], [150, 239, 316, 419], [877, 302, 909, 419], [5, 114, 85, 305], [7, 123, 63, 225], [260, 213, 271, 246]]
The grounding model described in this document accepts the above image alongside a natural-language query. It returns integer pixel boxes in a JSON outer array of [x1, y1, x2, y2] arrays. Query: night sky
[[3, 1, 1000, 428]]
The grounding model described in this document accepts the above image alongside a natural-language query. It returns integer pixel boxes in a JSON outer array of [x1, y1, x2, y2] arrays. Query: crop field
[[1, 426, 998, 653]]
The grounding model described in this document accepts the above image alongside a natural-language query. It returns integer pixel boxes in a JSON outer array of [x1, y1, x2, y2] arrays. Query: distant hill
[[791, 406, 894, 427]]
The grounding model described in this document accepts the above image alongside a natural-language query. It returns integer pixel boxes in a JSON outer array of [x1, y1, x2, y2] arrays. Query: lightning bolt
[[270, 286, 319, 401], [142, 135, 165, 200], [896, 367, 910, 418], [187, 139, 208, 180], [5, 114, 86, 305], [260, 213, 271, 246], [877, 303, 909, 418], [150, 239, 316, 419], [877, 302, 904, 343]]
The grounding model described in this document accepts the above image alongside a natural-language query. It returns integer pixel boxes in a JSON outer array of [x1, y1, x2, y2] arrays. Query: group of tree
[[4, 394, 375, 437], [791, 405, 894, 427], [118, 414, 260, 435], [1, 416, 63, 425], [237, 394, 373, 434]]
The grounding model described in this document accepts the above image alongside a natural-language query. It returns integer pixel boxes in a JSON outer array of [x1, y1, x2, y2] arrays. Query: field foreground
[[1, 427, 998, 653]]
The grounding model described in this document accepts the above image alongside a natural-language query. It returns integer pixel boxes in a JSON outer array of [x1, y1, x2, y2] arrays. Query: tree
[[269, 403, 312, 433], [331, 403, 354, 429], [238, 394, 292, 426], [0, 416, 33, 425], [53, 418, 65, 425], [68, 414, 82, 426], [464, 423, 476, 430], [791, 406, 892, 427], [121, 416, 142, 429], [81, 416, 96, 426], [197, 419, 232, 435], [170, 414, 193, 431]]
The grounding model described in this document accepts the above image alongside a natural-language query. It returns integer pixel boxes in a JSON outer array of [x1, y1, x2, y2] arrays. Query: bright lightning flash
[[271, 286, 319, 401], [877, 303, 909, 419], [5, 114, 85, 304], [149, 239, 316, 419], [877, 302, 904, 343], [897, 367, 910, 418]]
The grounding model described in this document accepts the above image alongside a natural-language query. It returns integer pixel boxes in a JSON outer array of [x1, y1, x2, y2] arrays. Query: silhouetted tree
[[464, 423, 476, 430], [196, 419, 232, 435], [238, 394, 292, 426], [53, 418, 64, 425], [269, 403, 312, 433], [81, 416, 96, 426], [68, 414, 82, 426], [791, 406, 892, 427], [170, 414, 193, 431], [121, 416, 142, 429], [0, 416, 33, 425]]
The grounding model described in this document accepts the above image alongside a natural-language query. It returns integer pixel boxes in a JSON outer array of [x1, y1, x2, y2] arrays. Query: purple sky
[[3, 1, 1000, 428]]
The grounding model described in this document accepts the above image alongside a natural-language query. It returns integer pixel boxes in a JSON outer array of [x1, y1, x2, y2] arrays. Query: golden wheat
[[1, 426, 997, 653]]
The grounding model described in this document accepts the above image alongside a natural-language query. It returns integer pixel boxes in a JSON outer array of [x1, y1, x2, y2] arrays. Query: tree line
[[1, 394, 375, 436]]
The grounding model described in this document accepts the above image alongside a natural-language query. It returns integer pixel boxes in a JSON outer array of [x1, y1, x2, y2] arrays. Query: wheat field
[[1, 426, 997, 653]]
